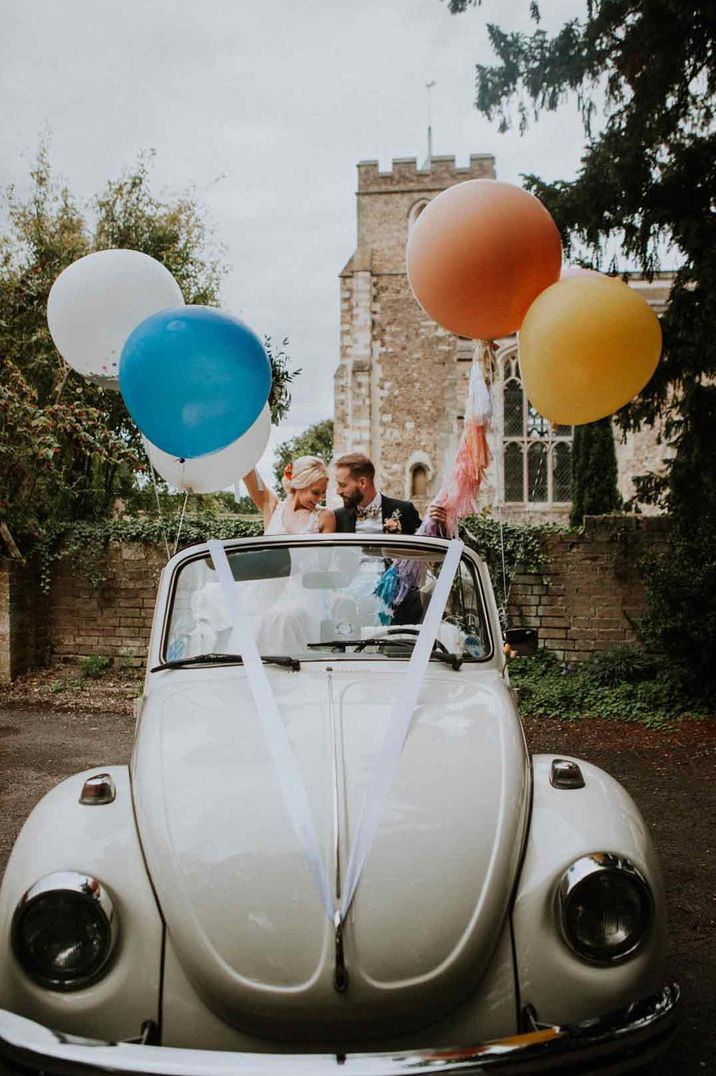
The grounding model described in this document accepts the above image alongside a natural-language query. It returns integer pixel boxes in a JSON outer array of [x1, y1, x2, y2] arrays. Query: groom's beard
[[341, 490, 363, 510]]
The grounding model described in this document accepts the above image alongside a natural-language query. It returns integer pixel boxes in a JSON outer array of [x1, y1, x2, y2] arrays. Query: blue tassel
[[373, 565, 397, 625]]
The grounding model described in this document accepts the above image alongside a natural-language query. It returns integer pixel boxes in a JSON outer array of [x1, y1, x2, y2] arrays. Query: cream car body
[[0, 534, 678, 1074]]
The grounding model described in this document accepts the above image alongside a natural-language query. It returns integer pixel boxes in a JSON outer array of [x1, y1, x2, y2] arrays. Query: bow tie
[[356, 503, 381, 520]]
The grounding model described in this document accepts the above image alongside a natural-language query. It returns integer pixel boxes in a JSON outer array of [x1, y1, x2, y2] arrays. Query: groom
[[333, 452, 445, 534], [333, 452, 445, 625]]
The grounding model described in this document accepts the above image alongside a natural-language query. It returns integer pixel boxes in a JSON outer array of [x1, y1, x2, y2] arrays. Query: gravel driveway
[[0, 704, 713, 1073]]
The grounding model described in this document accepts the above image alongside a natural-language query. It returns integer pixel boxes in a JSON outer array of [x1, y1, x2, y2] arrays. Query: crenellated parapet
[[357, 154, 495, 192]]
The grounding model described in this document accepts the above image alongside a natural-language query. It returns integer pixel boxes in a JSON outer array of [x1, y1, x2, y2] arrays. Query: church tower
[[333, 155, 495, 509]]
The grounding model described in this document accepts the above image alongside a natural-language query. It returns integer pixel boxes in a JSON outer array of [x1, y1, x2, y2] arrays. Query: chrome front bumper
[[0, 984, 678, 1075]]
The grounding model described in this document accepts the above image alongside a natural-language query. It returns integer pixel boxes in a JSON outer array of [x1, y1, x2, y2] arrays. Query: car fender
[[0, 765, 163, 1043], [512, 754, 667, 1026]]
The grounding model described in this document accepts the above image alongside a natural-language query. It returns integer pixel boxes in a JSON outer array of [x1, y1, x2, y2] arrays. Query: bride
[[243, 456, 336, 534], [238, 456, 335, 652]]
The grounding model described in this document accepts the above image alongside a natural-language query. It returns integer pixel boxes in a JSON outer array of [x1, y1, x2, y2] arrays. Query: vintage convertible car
[[0, 533, 678, 1074]]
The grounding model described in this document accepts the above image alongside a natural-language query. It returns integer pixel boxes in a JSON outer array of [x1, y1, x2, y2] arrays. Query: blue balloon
[[119, 306, 271, 459]]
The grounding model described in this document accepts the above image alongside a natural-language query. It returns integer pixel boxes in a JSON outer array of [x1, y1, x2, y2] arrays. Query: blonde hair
[[281, 455, 329, 495]]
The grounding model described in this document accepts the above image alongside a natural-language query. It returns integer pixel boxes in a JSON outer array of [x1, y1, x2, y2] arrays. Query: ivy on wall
[[30, 515, 263, 593], [460, 514, 552, 612], [25, 511, 554, 601]]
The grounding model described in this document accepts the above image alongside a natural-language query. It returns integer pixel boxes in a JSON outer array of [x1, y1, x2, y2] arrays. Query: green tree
[[0, 148, 298, 553], [447, 0, 715, 519], [447, 0, 716, 693], [0, 148, 224, 545], [570, 417, 622, 527], [273, 419, 333, 492]]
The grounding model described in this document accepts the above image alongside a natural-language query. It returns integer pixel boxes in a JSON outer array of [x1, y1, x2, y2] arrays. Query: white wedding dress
[[239, 498, 324, 653], [170, 502, 324, 660], [265, 499, 321, 535]]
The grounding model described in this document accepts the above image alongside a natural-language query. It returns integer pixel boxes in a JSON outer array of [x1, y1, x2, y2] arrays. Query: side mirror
[[504, 627, 539, 657]]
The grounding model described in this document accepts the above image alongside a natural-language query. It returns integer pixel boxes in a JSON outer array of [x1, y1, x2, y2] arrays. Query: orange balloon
[[406, 179, 562, 339], [519, 275, 662, 425]]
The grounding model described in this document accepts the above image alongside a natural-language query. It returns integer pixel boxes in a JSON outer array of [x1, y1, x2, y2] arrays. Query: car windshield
[[165, 540, 491, 664]]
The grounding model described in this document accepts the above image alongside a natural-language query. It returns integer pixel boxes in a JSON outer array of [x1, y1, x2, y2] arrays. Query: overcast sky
[[2, 0, 588, 472]]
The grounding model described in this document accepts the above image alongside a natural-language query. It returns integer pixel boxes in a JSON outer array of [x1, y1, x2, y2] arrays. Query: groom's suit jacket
[[333, 495, 423, 625], [333, 494, 421, 535]]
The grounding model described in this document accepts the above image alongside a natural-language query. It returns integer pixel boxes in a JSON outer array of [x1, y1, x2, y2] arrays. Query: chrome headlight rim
[[11, 871, 118, 991], [555, 852, 653, 966]]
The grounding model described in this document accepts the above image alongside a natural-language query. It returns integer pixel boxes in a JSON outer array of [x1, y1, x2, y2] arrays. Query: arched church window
[[407, 200, 429, 231], [411, 463, 428, 497], [500, 348, 573, 506], [527, 442, 548, 503]]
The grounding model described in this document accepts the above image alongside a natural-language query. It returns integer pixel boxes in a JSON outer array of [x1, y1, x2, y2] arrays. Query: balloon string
[[497, 499, 508, 629], [54, 366, 70, 405], [173, 491, 189, 557], [144, 445, 171, 560]]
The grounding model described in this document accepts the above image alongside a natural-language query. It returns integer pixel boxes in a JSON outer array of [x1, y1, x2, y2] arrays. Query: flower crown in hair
[[284, 463, 293, 481]]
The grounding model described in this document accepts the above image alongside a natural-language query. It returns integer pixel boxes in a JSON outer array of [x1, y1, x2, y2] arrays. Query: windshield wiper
[[307, 637, 462, 670], [151, 652, 300, 673], [306, 640, 359, 651]]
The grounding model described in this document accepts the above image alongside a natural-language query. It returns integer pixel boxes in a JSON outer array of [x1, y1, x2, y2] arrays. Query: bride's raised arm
[[243, 469, 279, 530]]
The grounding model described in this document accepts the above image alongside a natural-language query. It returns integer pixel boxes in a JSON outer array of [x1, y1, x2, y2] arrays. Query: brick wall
[[0, 560, 48, 682], [0, 517, 670, 680], [46, 542, 166, 669], [506, 515, 670, 662]]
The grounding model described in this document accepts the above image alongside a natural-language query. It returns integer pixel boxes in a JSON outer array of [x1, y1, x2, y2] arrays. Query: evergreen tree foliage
[[446, 0, 715, 515], [570, 417, 622, 526], [273, 419, 334, 493], [447, 0, 716, 693]]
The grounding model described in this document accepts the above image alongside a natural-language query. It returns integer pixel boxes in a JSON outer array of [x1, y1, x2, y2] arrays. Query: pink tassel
[[422, 353, 492, 538], [392, 350, 492, 606]]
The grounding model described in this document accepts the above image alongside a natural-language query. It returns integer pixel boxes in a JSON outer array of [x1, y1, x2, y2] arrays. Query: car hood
[[132, 664, 529, 1040]]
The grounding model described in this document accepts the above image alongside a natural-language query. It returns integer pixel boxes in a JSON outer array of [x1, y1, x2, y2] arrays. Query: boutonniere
[[384, 508, 402, 534]]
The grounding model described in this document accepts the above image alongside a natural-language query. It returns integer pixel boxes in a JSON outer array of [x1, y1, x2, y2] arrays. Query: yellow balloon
[[519, 275, 662, 425]]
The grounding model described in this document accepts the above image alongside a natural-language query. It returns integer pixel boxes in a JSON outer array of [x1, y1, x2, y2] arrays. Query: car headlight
[[556, 853, 652, 964], [12, 872, 117, 990]]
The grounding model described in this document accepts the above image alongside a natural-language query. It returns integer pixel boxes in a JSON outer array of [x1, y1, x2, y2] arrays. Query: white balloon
[[47, 249, 184, 386], [144, 405, 271, 493]]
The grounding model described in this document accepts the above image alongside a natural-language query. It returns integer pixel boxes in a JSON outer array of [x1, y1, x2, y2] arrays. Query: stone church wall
[[334, 155, 496, 512], [334, 153, 671, 522]]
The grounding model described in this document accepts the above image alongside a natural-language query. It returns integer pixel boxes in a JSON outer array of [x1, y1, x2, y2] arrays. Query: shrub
[[570, 418, 622, 527], [583, 645, 661, 689], [638, 530, 716, 702], [509, 646, 706, 727], [79, 655, 111, 680]]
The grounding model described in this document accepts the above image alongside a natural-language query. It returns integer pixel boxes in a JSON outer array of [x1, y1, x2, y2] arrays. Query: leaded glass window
[[503, 380, 523, 436], [553, 442, 572, 502], [504, 443, 524, 502], [527, 443, 548, 502], [500, 349, 573, 506]]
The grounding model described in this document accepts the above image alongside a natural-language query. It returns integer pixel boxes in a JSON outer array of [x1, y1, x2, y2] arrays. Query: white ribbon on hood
[[208, 537, 464, 926]]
